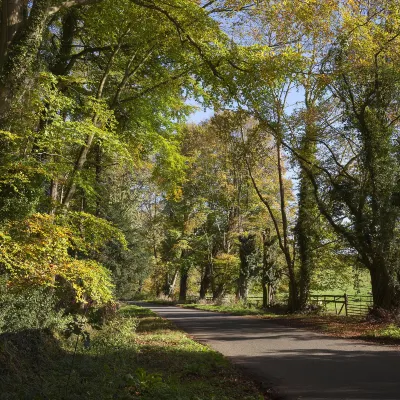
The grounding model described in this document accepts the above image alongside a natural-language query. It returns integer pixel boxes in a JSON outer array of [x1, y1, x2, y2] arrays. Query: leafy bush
[[124, 368, 164, 394], [90, 314, 137, 352], [0, 283, 72, 334], [0, 213, 124, 306]]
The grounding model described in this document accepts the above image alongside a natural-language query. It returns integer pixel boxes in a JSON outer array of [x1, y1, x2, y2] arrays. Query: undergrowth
[[0, 304, 264, 399]]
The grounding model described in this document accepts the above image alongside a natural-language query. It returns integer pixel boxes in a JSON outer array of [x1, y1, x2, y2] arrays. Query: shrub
[[0, 213, 123, 306], [90, 314, 137, 352], [0, 283, 72, 334]]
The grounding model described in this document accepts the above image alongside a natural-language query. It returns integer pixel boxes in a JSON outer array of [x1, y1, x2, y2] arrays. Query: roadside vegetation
[[0, 303, 264, 400]]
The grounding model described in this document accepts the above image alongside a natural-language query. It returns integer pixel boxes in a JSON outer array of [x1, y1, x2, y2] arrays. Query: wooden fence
[[309, 294, 373, 316], [188, 293, 373, 316]]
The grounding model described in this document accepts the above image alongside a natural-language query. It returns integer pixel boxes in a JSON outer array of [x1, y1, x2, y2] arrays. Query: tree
[[261, 228, 280, 308], [0, 0, 254, 313]]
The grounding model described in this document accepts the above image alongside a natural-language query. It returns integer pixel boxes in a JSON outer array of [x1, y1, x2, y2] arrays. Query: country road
[[132, 302, 400, 400]]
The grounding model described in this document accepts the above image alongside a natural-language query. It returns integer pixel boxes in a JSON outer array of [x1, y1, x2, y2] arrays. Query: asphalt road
[[133, 302, 400, 400]]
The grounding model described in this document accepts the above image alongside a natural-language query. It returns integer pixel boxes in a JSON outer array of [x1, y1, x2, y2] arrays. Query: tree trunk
[[276, 137, 299, 312], [236, 233, 256, 301], [199, 261, 212, 299], [49, 179, 58, 214], [95, 143, 102, 216], [297, 97, 319, 310], [162, 268, 178, 298], [261, 229, 278, 308], [212, 284, 224, 300], [236, 274, 247, 300], [0, 0, 26, 68], [179, 269, 188, 302], [262, 278, 269, 308], [0, 0, 51, 121], [369, 261, 400, 311], [51, 8, 78, 75], [297, 163, 316, 309], [287, 270, 299, 312]]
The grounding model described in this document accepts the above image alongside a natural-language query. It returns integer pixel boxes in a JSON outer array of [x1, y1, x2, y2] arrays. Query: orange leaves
[[0, 213, 118, 304]]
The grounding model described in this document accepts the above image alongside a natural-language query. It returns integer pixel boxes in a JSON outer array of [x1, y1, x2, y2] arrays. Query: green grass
[[140, 298, 178, 305], [363, 323, 400, 341], [180, 303, 282, 317], [0, 304, 264, 400]]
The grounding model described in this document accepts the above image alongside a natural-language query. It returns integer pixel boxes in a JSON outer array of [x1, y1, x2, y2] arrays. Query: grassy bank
[[0, 304, 264, 400]]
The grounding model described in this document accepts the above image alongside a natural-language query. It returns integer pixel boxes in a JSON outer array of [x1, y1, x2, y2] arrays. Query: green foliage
[[0, 283, 72, 334], [0, 304, 263, 400], [90, 314, 138, 352], [0, 213, 121, 305], [367, 324, 400, 340], [127, 368, 164, 393]]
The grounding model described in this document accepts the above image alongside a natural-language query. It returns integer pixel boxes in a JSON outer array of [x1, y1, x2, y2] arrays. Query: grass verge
[[0, 304, 265, 399], [180, 303, 281, 317]]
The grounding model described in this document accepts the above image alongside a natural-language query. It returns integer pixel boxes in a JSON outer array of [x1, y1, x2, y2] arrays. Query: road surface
[[133, 302, 400, 400]]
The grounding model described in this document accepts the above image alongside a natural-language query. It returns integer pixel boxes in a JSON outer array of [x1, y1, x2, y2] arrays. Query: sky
[[187, 106, 214, 124], [186, 86, 305, 125]]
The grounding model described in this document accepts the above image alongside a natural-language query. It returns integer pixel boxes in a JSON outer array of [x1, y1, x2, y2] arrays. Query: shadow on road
[[138, 303, 400, 400]]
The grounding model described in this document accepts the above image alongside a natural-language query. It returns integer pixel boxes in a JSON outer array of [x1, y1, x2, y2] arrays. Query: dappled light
[[1, 0, 400, 398]]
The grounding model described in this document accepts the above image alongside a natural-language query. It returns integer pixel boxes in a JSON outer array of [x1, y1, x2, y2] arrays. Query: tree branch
[[47, 0, 103, 16]]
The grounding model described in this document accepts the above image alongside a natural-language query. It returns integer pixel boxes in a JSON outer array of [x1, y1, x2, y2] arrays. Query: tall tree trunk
[[276, 138, 298, 311], [162, 268, 178, 298], [297, 100, 318, 310], [236, 274, 247, 300], [369, 255, 400, 311], [179, 268, 188, 302], [236, 233, 256, 301], [212, 284, 224, 301], [0, 0, 51, 121], [51, 8, 78, 75], [261, 279, 270, 308], [0, 0, 26, 68], [199, 261, 212, 299], [49, 178, 58, 214], [297, 171, 316, 309], [261, 228, 278, 308], [95, 143, 102, 216]]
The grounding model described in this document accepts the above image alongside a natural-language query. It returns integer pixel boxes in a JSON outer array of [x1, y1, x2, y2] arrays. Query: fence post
[[344, 293, 348, 316]]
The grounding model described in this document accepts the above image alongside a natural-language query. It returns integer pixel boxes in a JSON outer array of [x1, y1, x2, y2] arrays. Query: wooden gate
[[309, 294, 373, 316]]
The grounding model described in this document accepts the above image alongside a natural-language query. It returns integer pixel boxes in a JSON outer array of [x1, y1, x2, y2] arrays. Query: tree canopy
[[1, 0, 400, 318]]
